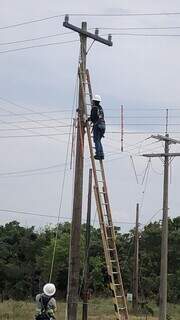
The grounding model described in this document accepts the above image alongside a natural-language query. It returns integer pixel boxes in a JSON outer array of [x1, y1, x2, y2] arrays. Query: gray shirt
[[36, 293, 57, 315]]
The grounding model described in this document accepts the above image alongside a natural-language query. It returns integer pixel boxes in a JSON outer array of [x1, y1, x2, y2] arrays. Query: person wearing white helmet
[[88, 94, 106, 160], [35, 283, 57, 320]]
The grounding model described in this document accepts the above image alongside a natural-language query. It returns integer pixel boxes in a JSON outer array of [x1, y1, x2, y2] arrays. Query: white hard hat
[[92, 94, 101, 102], [43, 283, 56, 296]]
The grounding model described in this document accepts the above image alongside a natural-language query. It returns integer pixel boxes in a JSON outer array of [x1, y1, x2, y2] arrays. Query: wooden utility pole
[[66, 21, 87, 320], [63, 15, 112, 320], [143, 134, 180, 320], [133, 203, 139, 313], [82, 169, 92, 320]]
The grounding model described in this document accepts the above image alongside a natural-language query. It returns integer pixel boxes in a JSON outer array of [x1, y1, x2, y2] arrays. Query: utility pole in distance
[[143, 134, 180, 320], [63, 15, 112, 320], [133, 203, 139, 313], [82, 169, 92, 320]]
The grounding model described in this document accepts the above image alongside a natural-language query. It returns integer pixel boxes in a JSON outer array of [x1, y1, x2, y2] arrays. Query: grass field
[[0, 299, 179, 319]]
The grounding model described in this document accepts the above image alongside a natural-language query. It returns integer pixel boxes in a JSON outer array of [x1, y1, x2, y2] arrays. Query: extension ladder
[[79, 68, 129, 320]]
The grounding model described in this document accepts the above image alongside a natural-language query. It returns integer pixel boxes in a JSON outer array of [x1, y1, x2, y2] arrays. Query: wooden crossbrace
[[78, 67, 129, 320]]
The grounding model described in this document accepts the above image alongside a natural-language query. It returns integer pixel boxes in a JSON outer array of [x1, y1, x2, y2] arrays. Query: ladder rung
[[107, 248, 115, 251], [112, 271, 118, 274], [116, 295, 123, 298], [114, 283, 121, 286], [119, 307, 126, 310], [110, 260, 116, 263]]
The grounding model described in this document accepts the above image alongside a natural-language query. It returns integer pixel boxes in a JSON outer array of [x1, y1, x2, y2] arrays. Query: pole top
[[63, 15, 113, 46]]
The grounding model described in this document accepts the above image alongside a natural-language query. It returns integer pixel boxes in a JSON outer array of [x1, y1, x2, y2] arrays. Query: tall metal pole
[[67, 22, 87, 320], [133, 203, 139, 313], [82, 169, 92, 320], [159, 135, 169, 320]]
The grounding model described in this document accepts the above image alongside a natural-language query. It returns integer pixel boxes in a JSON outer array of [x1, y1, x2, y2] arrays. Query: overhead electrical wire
[[0, 107, 180, 117], [111, 32, 180, 37], [0, 32, 73, 46], [1, 122, 180, 132], [0, 208, 135, 225], [0, 109, 72, 117], [0, 163, 66, 177], [143, 208, 163, 226], [0, 39, 79, 54], [99, 26, 180, 31], [0, 140, 156, 179], [0, 32, 180, 55], [1, 26, 180, 47], [0, 124, 72, 131], [1, 11, 180, 30], [0, 96, 73, 143], [0, 131, 180, 139]]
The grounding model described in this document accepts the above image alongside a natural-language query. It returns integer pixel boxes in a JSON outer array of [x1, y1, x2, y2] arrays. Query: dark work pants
[[93, 125, 104, 157]]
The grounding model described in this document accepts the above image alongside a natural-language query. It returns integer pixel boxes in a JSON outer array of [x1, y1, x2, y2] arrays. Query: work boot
[[94, 155, 101, 160]]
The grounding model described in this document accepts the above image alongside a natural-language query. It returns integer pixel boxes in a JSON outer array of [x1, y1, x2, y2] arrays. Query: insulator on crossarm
[[64, 14, 69, 23]]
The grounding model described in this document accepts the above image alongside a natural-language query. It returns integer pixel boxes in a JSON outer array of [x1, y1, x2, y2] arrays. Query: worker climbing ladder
[[79, 68, 129, 320]]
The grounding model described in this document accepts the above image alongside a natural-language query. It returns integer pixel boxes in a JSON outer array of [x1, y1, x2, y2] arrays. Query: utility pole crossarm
[[143, 153, 180, 157], [63, 15, 113, 46], [151, 134, 180, 145]]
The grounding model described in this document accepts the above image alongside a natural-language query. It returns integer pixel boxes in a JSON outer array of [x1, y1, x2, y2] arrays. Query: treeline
[[0, 217, 179, 302]]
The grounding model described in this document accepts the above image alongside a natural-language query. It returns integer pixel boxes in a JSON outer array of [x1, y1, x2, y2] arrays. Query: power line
[[0, 109, 72, 117], [143, 208, 163, 226], [0, 132, 69, 138], [0, 208, 135, 225], [0, 15, 64, 30], [0, 96, 74, 144], [2, 123, 180, 132], [111, 32, 180, 37], [1, 116, 180, 126], [0, 108, 180, 118], [0, 124, 72, 131], [99, 26, 180, 31], [0, 163, 66, 177], [0, 32, 73, 46], [70, 12, 180, 17], [0, 131, 180, 138], [2, 27, 180, 47], [0, 39, 79, 54], [1, 12, 180, 30], [0, 32, 180, 55]]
